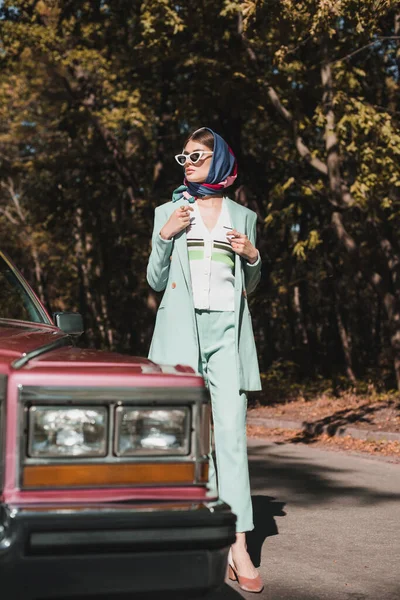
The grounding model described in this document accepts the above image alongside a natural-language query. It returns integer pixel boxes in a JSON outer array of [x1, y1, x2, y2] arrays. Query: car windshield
[[0, 255, 45, 323]]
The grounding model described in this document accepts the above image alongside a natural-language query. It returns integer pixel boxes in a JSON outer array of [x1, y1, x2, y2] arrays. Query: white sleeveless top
[[186, 199, 235, 311]]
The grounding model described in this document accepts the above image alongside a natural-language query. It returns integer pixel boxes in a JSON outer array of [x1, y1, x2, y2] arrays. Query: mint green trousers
[[195, 309, 254, 533]]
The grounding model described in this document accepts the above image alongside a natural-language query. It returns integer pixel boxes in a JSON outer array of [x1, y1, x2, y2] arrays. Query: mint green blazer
[[147, 197, 262, 391]]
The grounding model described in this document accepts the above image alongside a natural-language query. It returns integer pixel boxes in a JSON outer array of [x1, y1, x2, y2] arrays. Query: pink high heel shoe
[[227, 549, 264, 594]]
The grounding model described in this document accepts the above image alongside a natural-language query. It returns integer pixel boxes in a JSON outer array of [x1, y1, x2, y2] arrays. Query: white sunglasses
[[174, 150, 214, 166]]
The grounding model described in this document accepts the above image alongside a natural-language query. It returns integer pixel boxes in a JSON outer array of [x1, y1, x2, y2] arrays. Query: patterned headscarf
[[172, 128, 238, 203]]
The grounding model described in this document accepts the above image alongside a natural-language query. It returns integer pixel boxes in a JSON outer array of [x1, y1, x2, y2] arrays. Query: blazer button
[[172, 282, 176, 289]]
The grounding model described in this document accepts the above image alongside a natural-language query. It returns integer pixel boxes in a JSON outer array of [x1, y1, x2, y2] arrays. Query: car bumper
[[0, 500, 236, 599]]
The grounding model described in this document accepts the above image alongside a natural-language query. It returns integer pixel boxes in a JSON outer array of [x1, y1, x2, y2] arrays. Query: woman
[[147, 127, 263, 593]]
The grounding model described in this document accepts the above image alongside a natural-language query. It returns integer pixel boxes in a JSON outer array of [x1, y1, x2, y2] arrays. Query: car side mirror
[[53, 312, 84, 336]]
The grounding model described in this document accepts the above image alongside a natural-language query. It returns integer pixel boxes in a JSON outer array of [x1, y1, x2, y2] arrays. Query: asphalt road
[[209, 439, 400, 600], [62, 440, 400, 600]]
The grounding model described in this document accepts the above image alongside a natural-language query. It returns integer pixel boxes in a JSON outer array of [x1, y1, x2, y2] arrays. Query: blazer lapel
[[166, 199, 192, 292], [175, 229, 192, 292], [225, 197, 245, 292]]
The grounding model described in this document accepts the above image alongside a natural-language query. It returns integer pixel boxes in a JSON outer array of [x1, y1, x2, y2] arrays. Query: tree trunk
[[292, 284, 313, 376], [321, 50, 342, 208], [74, 207, 110, 348], [377, 234, 400, 388], [293, 285, 309, 346], [30, 242, 46, 305], [374, 295, 382, 363], [333, 289, 357, 385]]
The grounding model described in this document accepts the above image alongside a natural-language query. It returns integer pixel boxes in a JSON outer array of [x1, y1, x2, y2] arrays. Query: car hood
[[0, 321, 194, 376], [29, 346, 164, 373], [0, 321, 65, 361]]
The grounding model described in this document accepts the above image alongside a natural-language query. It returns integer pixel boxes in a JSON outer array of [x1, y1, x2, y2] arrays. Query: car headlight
[[116, 407, 190, 456], [28, 407, 108, 458]]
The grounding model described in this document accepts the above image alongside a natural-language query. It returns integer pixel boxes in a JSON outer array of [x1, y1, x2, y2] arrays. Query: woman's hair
[[184, 127, 214, 150]]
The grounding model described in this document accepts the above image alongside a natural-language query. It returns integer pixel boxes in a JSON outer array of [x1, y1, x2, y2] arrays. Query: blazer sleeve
[[243, 213, 261, 295], [146, 205, 173, 292]]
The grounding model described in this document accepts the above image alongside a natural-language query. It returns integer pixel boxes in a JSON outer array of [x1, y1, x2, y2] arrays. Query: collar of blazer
[[169, 196, 246, 294]]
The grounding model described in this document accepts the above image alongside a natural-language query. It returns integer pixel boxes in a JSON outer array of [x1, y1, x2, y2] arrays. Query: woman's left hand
[[227, 230, 259, 264]]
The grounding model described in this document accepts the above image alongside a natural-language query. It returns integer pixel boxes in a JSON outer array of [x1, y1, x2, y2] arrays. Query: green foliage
[[293, 230, 322, 261], [0, 0, 399, 390]]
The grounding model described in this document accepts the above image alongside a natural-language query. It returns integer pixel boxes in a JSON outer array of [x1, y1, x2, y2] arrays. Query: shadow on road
[[289, 399, 399, 442], [246, 495, 286, 568], [248, 443, 400, 507]]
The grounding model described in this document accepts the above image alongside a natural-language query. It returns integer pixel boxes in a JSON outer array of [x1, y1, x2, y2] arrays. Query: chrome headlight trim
[[27, 406, 108, 458], [114, 406, 191, 457], [19, 386, 207, 405], [18, 386, 209, 486]]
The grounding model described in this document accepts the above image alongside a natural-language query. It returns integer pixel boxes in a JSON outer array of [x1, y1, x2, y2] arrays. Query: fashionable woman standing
[[147, 127, 263, 593]]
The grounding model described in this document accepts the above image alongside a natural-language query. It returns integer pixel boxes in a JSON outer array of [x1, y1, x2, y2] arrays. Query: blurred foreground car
[[0, 251, 235, 599]]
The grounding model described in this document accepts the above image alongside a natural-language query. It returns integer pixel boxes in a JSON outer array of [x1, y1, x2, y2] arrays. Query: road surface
[[64, 439, 400, 600]]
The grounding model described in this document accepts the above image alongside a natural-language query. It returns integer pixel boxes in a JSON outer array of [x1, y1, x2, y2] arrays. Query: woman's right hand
[[160, 205, 194, 240]]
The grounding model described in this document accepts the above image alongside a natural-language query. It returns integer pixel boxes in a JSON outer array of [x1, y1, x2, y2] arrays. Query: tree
[[0, 0, 399, 389]]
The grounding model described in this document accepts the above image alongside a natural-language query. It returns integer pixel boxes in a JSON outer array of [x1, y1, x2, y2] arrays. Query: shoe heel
[[228, 564, 237, 581]]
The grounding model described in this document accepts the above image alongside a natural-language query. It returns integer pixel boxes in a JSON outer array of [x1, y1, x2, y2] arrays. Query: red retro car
[[0, 251, 235, 599]]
